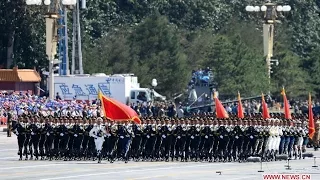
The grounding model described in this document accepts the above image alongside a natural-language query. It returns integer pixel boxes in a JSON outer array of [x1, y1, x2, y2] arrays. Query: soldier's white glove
[[220, 135, 223, 139], [205, 135, 208, 139], [147, 135, 150, 138], [60, 133, 64, 136], [120, 136, 124, 139], [235, 135, 239, 139], [46, 132, 50, 136], [162, 135, 166, 138], [191, 136, 194, 139], [250, 135, 253, 139], [103, 135, 107, 137], [74, 134, 78, 137], [177, 136, 181, 139], [137, 127, 140, 131], [31, 132, 35, 135], [16, 132, 19, 136]]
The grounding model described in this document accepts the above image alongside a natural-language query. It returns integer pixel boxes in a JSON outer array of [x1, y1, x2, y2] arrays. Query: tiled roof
[[0, 67, 41, 82]]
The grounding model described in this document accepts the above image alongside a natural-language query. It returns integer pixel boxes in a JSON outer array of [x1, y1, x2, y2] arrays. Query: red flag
[[98, 91, 141, 124], [261, 93, 270, 119], [281, 87, 292, 119], [237, 92, 244, 118], [308, 93, 315, 139], [214, 92, 229, 118]]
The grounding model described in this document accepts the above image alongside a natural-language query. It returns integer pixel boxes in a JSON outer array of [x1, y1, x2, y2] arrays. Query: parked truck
[[53, 73, 164, 104]]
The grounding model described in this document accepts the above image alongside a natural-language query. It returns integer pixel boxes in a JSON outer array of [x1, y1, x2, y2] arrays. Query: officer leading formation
[[11, 112, 317, 164]]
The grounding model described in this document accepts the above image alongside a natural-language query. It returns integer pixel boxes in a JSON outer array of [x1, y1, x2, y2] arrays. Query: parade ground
[[0, 133, 319, 180]]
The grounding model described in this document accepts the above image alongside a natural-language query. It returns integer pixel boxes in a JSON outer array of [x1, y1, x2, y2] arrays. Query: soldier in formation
[[11, 113, 315, 163]]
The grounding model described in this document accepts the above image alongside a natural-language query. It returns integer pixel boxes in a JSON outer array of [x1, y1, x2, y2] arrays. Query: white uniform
[[274, 125, 282, 151], [89, 124, 107, 153], [296, 127, 304, 147], [266, 125, 274, 151]]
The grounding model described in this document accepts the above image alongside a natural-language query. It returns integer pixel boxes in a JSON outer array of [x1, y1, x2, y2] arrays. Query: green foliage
[[1, 0, 320, 99]]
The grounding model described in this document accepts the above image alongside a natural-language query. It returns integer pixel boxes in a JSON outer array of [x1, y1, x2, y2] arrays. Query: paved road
[[0, 133, 320, 180]]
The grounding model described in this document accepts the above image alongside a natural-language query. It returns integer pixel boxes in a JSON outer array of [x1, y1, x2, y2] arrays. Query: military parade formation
[[11, 113, 313, 164]]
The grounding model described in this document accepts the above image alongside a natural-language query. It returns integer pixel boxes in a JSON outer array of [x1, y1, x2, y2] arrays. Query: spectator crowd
[[1, 91, 320, 126]]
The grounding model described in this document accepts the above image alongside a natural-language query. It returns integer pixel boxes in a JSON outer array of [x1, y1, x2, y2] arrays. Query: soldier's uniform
[[245, 121, 258, 157], [254, 120, 264, 156], [45, 118, 54, 160], [12, 118, 25, 160], [217, 120, 228, 162], [29, 117, 41, 160], [72, 119, 84, 159], [109, 120, 119, 162], [23, 117, 32, 160], [154, 119, 163, 160], [118, 121, 133, 163], [38, 118, 47, 160], [160, 119, 172, 161], [312, 121, 320, 151], [131, 121, 143, 161], [190, 119, 201, 161], [89, 117, 107, 163]]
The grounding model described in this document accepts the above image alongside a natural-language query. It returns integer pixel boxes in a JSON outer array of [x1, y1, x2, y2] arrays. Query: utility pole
[[245, 1, 291, 92], [26, 0, 77, 100], [71, 0, 86, 74]]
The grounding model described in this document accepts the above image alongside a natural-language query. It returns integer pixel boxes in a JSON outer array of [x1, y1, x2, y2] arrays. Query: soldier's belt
[[135, 134, 141, 136], [182, 134, 186, 136], [151, 134, 155, 136]]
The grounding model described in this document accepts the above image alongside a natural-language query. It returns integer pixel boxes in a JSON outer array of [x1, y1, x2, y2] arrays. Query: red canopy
[[99, 92, 141, 124]]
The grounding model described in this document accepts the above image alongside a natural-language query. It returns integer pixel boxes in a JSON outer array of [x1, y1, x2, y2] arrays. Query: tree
[[128, 15, 190, 96], [83, 29, 131, 74], [271, 42, 310, 97]]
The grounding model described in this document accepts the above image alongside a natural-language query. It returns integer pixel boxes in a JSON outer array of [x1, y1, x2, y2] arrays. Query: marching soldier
[[160, 118, 172, 162], [29, 117, 41, 160], [226, 120, 234, 162], [44, 117, 54, 161], [12, 117, 25, 160], [170, 119, 178, 161], [313, 120, 320, 151], [23, 117, 31, 160], [189, 119, 201, 161], [118, 120, 133, 163], [288, 120, 296, 159], [302, 121, 309, 153], [89, 117, 107, 163], [254, 119, 264, 156], [294, 120, 304, 159], [82, 118, 92, 159], [38, 118, 47, 160], [72, 118, 84, 160], [217, 120, 229, 162], [244, 120, 258, 158], [154, 119, 163, 160], [109, 120, 118, 162], [52, 118, 60, 159], [131, 120, 143, 161], [232, 119, 243, 161], [58, 118, 68, 160]]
